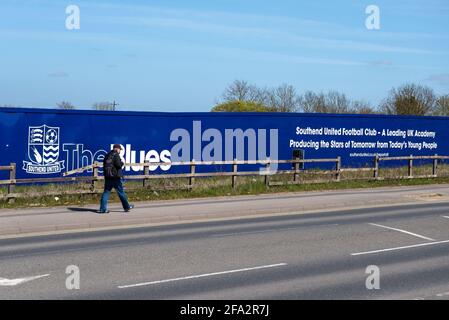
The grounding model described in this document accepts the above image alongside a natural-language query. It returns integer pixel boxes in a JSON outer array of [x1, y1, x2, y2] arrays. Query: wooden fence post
[[408, 155, 413, 178], [264, 158, 270, 187], [232, 159, 238, 189], [189, 160, 196, 189], [432, 154, 438, 177], [7, 163, 16, 203], [373, 155, 379, 180], [91, 162, 99, 191], [335, 157, 341, 182], [143, 160, 150, 187], [293, 156, 299, 183]]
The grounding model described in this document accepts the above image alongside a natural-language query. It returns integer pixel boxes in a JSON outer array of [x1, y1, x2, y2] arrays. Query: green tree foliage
[[217, 80, 300, 112], [217, 80, 377, 114], [215, 80, 447, 116], [212, 100, 275, 112]]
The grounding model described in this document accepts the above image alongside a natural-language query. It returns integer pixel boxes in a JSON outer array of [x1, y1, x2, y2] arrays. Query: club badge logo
[[23, 125, 65, 174]]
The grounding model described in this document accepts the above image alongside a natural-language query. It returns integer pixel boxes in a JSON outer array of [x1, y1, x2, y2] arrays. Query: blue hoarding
[[0, 107, 448, 179]]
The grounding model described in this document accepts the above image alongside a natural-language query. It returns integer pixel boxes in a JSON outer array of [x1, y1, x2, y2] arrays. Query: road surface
[[1, 201, 449, 299]]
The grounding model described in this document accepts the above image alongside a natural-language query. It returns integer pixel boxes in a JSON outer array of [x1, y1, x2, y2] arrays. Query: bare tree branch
[[57, 101, 76, 109], [433, 94, 449, 116], [380, 83, 436, 116], [92, 101, 115, 111]]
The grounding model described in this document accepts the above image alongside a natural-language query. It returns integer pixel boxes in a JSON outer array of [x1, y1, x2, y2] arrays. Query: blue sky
[[0, 0, 448, 112]]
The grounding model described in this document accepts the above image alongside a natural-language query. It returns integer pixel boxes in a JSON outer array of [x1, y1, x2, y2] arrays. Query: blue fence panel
[[0, 107, 448, 180]]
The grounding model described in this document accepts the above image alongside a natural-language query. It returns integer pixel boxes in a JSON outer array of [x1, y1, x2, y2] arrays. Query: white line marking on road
[[0, 274, 50, 286], [442, 216, 449, 219], [351, 239, 449, 256], [118, 263, 287, 289], [368, 223, 435, 241]]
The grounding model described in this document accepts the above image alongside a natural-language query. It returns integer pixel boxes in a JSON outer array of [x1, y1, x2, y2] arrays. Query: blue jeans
[[99, 178, 131, 211]]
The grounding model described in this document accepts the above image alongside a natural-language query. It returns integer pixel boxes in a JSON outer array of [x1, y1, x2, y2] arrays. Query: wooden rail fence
[[1, 155, 448, 202]]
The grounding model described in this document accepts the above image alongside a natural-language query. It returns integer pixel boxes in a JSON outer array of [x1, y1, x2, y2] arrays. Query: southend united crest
[[23, 125, 65, 174]]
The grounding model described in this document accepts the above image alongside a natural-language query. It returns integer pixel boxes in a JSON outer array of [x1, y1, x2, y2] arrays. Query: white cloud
[[60, 0, 447, 55]]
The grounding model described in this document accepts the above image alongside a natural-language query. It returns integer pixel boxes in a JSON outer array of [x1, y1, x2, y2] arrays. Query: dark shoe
[[97, 210, 110, 214], [125, 205, 134, 213]]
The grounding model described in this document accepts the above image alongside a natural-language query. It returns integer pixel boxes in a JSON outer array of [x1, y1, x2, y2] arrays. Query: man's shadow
[[67, 207, 98, 213]]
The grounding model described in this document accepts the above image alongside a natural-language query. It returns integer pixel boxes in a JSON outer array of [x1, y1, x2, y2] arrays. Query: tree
[[325, 91, 351, 114], [267, 84, 300, 112], [298, 91, 352, 114], [221, 80, 272, 104], [92, 101, 116, 111], [433, 95, 449, 116], [298, 91, 326, 113], [380, 83, 436, 116], [220, 80, 301, 112], [57, 101, 76, 109], [211, 100, 274, 112], [298, 91, 376, 114], [351, 100, 377, 114], [222, 80, 252, 102]]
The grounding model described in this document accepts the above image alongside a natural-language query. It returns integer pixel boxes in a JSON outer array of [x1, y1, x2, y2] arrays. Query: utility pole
[[111, 100, 119, 111]]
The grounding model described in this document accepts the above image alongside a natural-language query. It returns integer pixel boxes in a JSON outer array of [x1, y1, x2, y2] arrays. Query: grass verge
[[1, 175, 449, 209]]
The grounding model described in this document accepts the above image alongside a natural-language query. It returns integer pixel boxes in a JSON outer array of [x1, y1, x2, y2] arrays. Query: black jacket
[[104, 150, 124, 178]]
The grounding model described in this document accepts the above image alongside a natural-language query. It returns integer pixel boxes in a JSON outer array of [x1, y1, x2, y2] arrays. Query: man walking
[[98, 144, 134, 214]]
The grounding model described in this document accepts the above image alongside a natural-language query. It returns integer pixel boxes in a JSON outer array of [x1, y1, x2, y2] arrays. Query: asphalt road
[[1, 201, 449, 300]]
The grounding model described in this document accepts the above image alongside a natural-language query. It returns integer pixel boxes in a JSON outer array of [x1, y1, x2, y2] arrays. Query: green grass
[[1, 173, 449, 209]]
